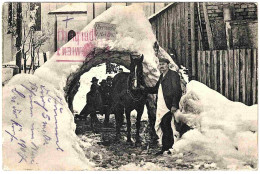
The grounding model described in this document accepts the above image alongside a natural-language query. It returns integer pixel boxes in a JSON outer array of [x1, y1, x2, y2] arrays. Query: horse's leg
[[103, 106, 110, 126], [125, 108, 132, 144], [115, 105, 124, 141], [135, 105, 144, 146]]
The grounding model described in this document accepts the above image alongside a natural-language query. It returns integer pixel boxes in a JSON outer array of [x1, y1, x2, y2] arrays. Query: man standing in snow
[[144, 58, 182, 155], [103, 76, 113, 125]]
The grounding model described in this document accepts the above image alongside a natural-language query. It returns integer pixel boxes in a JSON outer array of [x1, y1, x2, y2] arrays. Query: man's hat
[[107, 76, 112, 80], [159, 58, 170, 64], [99, 79, 106, 85], [91, 77, 99, 82]]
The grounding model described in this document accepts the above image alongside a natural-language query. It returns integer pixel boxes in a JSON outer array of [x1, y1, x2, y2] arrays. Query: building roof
[[148, 3, 175, 21], [48, 3, 88, 15]]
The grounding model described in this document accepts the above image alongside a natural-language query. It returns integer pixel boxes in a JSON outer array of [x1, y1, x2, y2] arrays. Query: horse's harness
[[105, 74, 145, 115], [126, 74, 144, 102]]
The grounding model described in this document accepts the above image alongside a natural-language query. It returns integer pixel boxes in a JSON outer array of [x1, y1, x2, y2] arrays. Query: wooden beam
[[219, 50, 223, 94], [54, 15, 57, 52], [14, 2, 22, 75], [197, 2, 205, 50], [240, 49, 246, 103], [184, 2, 189, 68], [190, 2, 196, 79], [252, 49, 257, 104], [202, 2, 214, 50]]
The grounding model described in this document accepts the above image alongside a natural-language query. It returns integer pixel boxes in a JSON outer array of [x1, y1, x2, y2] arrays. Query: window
[[68, 30, 76, 41]]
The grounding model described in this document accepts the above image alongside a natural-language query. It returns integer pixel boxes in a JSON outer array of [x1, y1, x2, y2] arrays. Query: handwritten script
[[4, 82, 65, 164]]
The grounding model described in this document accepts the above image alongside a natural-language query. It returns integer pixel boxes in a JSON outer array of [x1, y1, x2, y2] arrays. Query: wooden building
[[149, 2, 258, 105]]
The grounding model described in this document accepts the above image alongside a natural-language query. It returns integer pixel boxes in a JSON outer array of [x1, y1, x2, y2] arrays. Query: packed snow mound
[[34, 4, 178, 90], [172, 80, 258, 170], [119, 162, 171, 171], [2, 74, 94, 170]]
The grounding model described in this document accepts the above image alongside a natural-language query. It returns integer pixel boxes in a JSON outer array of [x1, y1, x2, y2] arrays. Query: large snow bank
[[172, 80, 258, 170], [2, 74, 94, 170], [2, 5, 165, 170], [119, 162, 171, 171]]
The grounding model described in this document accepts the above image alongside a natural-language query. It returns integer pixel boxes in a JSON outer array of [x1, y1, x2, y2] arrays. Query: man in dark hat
[[144, 57, 183, 155], [91, 77, 99, 87], [99, 79, 106, 85], [102, 76, 113, 126], [106, 76, 113, 86], [81, 77, 102, 127], [99, 79, 107, 113]]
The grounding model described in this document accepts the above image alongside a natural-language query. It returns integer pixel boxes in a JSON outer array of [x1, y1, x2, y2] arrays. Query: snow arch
[[3, 5, 179, 170], [64, 50, 136, 112]]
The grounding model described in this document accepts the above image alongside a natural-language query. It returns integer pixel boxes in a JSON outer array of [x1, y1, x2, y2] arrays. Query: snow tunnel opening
[[72, 62, 129, 114], [64, 50, 134, 114], [63, 50, 158, 137], [72, 62, 131, 135]]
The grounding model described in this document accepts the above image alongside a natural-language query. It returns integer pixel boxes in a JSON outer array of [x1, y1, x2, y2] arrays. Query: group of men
[[80, 68, 124, 127]]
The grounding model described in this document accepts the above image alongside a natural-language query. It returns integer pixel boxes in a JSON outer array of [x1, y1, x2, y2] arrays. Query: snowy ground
[[75, 114, 219, 171]]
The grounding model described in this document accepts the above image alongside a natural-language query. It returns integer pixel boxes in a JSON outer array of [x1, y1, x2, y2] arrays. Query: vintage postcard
[[1, 2, 258, 170]]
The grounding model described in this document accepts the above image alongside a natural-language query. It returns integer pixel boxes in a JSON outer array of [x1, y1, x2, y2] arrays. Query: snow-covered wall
[[2, 5, 176, 170]]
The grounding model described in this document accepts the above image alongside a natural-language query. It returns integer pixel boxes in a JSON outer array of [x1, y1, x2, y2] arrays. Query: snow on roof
[[48, 3, 87, 14]]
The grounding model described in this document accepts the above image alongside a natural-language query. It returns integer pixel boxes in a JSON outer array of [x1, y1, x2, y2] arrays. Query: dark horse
[[110, 54, 147, 146]]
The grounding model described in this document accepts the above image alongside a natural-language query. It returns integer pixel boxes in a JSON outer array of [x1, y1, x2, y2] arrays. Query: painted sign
[[94, 22, 116, 40]]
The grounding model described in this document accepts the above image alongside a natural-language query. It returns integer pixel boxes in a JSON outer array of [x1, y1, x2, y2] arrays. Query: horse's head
[[129, 54, 144, 90]]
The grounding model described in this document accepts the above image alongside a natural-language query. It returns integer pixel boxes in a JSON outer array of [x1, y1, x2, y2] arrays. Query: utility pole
[[14, 2, 22, 75]]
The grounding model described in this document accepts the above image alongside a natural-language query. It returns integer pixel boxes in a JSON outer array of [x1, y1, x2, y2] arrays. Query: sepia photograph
[[1, 1, 258, 171]]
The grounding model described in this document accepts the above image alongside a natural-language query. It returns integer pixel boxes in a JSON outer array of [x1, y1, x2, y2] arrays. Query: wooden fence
[[197, 49, 258, 105]]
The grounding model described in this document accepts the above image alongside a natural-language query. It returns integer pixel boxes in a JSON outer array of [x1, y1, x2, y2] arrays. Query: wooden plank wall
[[197, 49, 258, 105], [149, 2, 196, 79], [88, 2, 166, 19], [149, 2, 257, 106]]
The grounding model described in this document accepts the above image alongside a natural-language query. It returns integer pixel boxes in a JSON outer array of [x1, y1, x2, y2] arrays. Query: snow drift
[[172, 80, 258, 170], [2, 75, 94, 170], [2, 5, 174, 170]]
